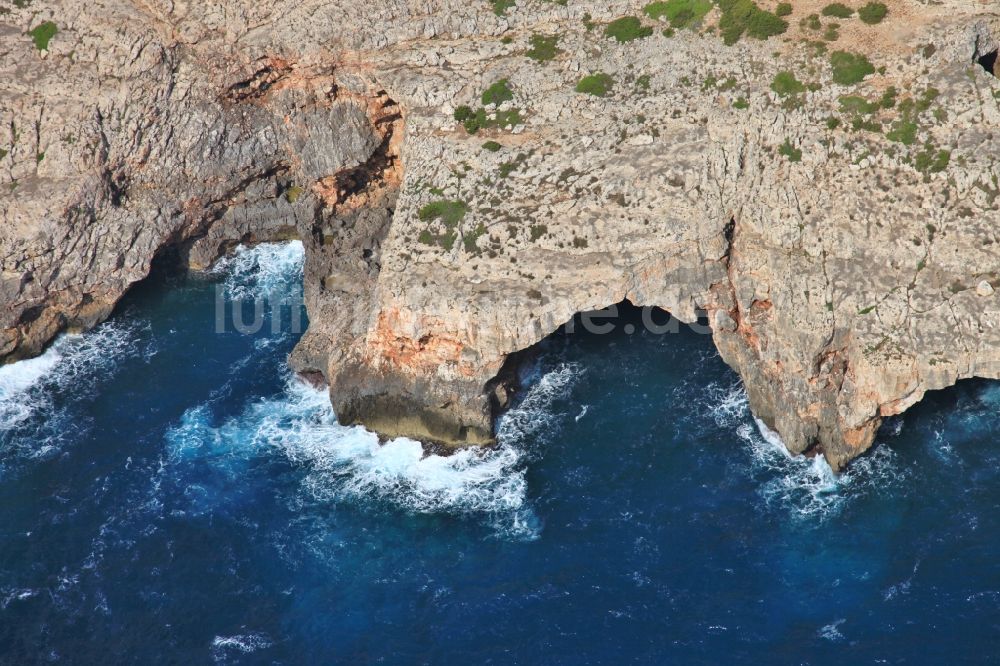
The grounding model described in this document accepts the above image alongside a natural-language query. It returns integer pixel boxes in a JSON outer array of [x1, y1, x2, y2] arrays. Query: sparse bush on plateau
[[642, 0, 711, 29], [481, 79, 514, 106], [526, 34, 561, 62], [779, 138, 802, 162], [821, 3, 854, 19], [717, 0, 788, 45], [858, 2, 888, 24], [604, 16, 653, 42], [576, 72, 615, 97], [29, 21, 57, 50], [771, 71, 806, 96], [830, 50, 875, 85]]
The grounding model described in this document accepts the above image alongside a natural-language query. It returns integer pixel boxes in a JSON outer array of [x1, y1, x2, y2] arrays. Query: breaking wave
[[705, 381, 908, 520], [0, 321, 146, 470], [209, 240, 305, 300], [166, 360, 581, 540]]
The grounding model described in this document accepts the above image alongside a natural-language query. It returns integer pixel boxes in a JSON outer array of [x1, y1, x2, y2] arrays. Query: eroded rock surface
[[2, 0, 999, 470]]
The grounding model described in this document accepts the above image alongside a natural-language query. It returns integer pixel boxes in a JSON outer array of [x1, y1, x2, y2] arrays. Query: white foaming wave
[[211, 633, 272, 661], [705, 381, 907, 520], [706, 380, 751, 430], [165, 373, 570, 539], [210, 240, 304, 300], [0, 347, 62, 429], [818, 619, 846, 641], [496, 360, 581, 455], [0, 320, 143, 441]]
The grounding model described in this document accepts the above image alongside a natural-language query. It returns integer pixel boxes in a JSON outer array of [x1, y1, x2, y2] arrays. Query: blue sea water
[[1, 241, 999, 664]]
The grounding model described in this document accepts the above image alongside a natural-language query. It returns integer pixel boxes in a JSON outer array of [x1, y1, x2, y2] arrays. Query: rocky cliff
[[2, 0, 999, 470]]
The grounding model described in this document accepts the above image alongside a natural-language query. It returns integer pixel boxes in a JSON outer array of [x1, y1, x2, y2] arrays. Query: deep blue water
[[1, 242, 999, 664]]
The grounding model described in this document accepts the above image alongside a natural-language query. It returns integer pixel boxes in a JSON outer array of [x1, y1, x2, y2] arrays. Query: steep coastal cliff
[[2, 0, 999, 470]]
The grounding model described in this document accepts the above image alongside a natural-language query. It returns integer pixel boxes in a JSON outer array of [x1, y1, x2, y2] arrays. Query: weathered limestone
[[2, 1, 1000, 470]]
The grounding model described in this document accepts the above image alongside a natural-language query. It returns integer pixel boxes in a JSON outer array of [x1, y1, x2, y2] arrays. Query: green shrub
[[821, 3, 854, 18], [462, 108, 489, 134], [880, 86, 898, 108], [830, 50, 875, 85], [419, 200, 469, 226], [771, 71, 806, 96], [492, 0, 515, 15], [886, 120, 917, 145], [779, 139, 802, 162], [717, 0, 788, 45], [642, 0, 711, 29], [285, 185, 304, 203], [463, 223, 487, 253], [733, 97, 750, 109], [482, 140, 503, 152], [530, 224, 548, 241], [481, 79, 514, 106], [604, 16, 653, 42], [858, 2, 888, 24], [849, 115, 881, 132], [454, 105, 475, 122], [825, 117, 842, 129], [775, 2, 792, 17], [914, 147, 950, 174], [526, 34, 561, 62], [915, 87, 940, 112], [576, 72, 614, 97], [28, 21, 57, 51], [838, 94, 877, 114], [493, 109, 523, 128]]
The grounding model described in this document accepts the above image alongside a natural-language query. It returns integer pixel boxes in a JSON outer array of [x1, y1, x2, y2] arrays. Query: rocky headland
[[2, 0, 1000, 470]]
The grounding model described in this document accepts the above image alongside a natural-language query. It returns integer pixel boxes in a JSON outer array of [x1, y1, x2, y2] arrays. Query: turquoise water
[[1, 242, 998, 663]]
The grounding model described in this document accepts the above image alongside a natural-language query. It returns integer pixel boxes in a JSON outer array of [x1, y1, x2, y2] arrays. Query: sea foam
[[165, 355, 581, 539], [0, 320, 144, 470], [209, 240, 305, 301], [705, 380, 907, 520]]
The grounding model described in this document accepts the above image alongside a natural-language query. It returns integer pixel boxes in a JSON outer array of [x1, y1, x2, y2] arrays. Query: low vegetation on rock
[[821, 3, 854, 19], [576, 72, 614, 97], [772, 71, 806, 96], [526, 34, 561, 62], [604, 16, 653, 43], [858, 2, 888, 24], [418, 199, 470, 251], [779, 138, 802, 162], [453, 80, 523, 134], [717, 0, 788, 45], [28, 21, 57, 51], [830, 50, 875, 85], [642, 0, 711, 29]]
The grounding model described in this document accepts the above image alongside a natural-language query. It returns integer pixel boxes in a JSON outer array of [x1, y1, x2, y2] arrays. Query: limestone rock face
[[2, 0, 1000, 470]]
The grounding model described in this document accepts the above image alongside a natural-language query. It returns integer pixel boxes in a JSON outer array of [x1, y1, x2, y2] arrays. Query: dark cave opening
[[978, 49, 998, 77], [487, 300, 709, 419]]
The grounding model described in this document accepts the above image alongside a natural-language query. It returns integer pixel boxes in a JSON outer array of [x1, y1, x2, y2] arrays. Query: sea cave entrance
[[489, 299, 715, 418], [978, 49, 998, 77]]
